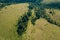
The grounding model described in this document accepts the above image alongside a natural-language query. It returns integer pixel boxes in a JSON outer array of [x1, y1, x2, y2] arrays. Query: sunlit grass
[[0, 3, 60, 40]]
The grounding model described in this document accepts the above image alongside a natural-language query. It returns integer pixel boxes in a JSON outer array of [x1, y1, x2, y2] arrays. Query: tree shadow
[[45, 2, 60, 10]]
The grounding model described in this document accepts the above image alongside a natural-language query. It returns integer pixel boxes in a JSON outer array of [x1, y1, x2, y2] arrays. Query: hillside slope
[[0, 3, 60, 40]]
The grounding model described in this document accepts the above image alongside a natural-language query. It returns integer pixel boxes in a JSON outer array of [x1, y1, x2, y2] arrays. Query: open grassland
[[0, 3, 29, 40], [0, 3, 60, 40]]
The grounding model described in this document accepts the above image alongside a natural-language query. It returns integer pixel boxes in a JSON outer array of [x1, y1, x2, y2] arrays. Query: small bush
[[17, 22, 27, 35], [31, 17, 37, 25]]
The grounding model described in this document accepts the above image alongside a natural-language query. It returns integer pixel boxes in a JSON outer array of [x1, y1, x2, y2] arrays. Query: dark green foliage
[[28, 5, 33, 10], [44, 14, 60, 27], [42, 9, 60, 27], [35, 8, 46, 18], [27, 10, 32, 17], [21, 15, 29, 22], [45, 2, 60, 10], [49, 10, 55, 16], [17, 22, 27, 35], [31, 17, 37, 25], [35, 11, 41, 19], [46, 18, 60, 27], [17, 15, 28, 36], [17, 16, 28, 35], [30, 7, 46, 25], [49, 11, 52, 14], [17, 9, 32, 35], [0, 3, 6, 9]]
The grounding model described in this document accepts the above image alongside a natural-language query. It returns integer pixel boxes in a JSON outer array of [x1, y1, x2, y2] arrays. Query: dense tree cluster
[[17, 11, 32, 35]]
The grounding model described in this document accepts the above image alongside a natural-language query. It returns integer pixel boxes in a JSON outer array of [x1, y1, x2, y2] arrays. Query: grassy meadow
[[0, 3, 60, 40]]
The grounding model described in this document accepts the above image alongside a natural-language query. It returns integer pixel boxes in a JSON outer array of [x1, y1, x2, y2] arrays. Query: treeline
[[44, 14, 60, 27], [17, 8, 32, 35]]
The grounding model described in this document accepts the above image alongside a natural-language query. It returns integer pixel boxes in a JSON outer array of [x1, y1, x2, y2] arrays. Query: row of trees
[[17, 6, 32, 35]]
